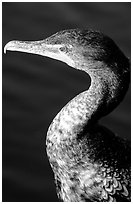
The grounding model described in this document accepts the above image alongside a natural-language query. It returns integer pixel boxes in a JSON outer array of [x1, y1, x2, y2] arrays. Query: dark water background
[[3, 2, 131, 202]]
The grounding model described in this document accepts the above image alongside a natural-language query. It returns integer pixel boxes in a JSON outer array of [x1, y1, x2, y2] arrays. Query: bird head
[[4, 29, 129, 74]]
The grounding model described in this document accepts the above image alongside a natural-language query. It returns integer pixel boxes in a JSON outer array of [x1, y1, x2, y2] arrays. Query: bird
[[4, 28, 130, 202]]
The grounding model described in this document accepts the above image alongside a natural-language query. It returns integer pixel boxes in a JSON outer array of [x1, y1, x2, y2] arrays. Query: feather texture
[[4, 28, 130, 202]]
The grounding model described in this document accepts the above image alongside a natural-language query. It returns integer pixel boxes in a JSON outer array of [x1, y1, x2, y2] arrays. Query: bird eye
[[59, 46, 68, 53]]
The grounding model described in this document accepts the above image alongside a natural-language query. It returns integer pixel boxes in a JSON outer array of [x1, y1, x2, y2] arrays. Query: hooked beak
[[4, 40, 60, 56], [4, 40, 75, 67]]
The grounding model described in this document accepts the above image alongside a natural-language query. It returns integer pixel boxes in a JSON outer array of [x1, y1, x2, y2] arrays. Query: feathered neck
[[46, 64, 118, 145]]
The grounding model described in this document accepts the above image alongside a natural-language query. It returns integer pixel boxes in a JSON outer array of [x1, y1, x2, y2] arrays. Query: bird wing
[[77, 124, 131, 202], [78, 167, 130, 202], [101, 170, 130, 202]]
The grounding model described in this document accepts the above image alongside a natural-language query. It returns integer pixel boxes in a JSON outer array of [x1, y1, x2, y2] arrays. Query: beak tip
[[4, 41, 12, 54], [4, 41, 18, 54]]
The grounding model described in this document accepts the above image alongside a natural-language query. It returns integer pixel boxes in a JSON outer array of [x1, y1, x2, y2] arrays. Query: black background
[[3, 2, 131, 202]]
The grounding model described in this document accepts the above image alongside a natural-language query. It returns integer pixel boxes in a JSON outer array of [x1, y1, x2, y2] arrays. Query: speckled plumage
[[46, 29, 130, 202], [4, 29, 130, 202], [47, 121, 130, 202]]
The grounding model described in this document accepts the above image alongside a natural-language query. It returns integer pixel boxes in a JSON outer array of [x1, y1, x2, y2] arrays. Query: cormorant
[[4, 29, 130, 202]]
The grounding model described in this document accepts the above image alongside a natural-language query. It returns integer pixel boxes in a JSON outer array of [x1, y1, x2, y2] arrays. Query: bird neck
[[47, 63, 118, 143]]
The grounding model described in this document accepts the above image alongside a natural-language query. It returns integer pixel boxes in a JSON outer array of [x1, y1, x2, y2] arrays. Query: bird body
[[4, 29, 130, 201], [47, 121, 130, 201]]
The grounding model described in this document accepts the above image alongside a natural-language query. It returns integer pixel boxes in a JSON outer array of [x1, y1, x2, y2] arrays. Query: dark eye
[[59, 46, 68, 53]]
